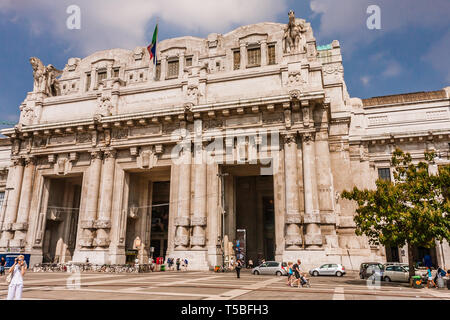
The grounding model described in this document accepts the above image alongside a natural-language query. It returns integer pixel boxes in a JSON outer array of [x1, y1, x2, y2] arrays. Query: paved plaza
[[1, 270, 449, 300]]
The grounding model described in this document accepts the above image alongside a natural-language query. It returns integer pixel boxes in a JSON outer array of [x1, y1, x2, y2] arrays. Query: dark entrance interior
[[222, 165, 275, 263], [150, 181, 169, 260], [43, 175, 82, 263]]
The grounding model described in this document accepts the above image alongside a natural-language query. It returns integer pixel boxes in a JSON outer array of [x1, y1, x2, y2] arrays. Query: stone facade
[[0, 12, 449, 270]]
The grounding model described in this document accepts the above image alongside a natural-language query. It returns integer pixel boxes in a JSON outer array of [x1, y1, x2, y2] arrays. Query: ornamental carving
[[190, 217, 207, 226], [94, 219, 111, 229], [76, 132, 92, 144], [12, 222, 28, 231], [175, 217, 191, 227], [304, 234, 322, 245], [111, 128, 128, 140], [323, 63, 344, 75], [285, 235, 303, 246], [289, 89, 302, 100], [79, 237, 94, 247], [80, 220, 95, 229], [287, 72, 306, 86], [283, 133, 296, 145], [303, 213, 321, 224], [190, 236, 206, 246], [285, 214, 301, 224], [174, 235, 190, 246], [97, 96, 113, 116], [302, 132, 314, 144], [93, 237, 110, 247]]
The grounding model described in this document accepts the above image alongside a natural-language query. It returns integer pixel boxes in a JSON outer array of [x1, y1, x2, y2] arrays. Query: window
[[85, 73, 91, 91], [155, 63, 161, 80], [378, 168, 391, 181], [267, 262, 279, 267], [233, 50, 240, 70], [268, 44, 276, 65], [247, 47, 261, 67], [113, 68, 120, 78], [185, 57, 192, 67], [385, 266, 394, 271], [167, 59, 179, 78], [97, 69, 107, 85], [0, 192, 4, 211]]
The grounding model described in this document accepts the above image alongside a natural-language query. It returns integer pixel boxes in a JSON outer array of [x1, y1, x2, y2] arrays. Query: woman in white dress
[[7, 255, 27, 300]]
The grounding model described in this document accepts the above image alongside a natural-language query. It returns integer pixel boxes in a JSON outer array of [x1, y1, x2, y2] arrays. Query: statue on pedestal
[[283, 10, 306, 54], [30, 57, 63, 97]]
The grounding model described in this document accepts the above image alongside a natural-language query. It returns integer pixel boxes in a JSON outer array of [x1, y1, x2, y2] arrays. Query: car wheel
[[253, 270, 260, 275], [276, 271, 282, 276], [384, 276, 391, 282], [313, 271, 319, 277], [336, 271, 343, 277]]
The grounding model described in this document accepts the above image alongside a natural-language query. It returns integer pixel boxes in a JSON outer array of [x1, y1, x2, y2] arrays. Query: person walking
[[235, 259, 243, 278], [248, 259, 253, 269], [291, 260, 301, 287], [286, 262, 294, 286], [0, 257, 6, 276], [7, 255, 27, 300], [426, 266, 436, 289], [183, 258, 188, 271], [176, 258, 181, 271]]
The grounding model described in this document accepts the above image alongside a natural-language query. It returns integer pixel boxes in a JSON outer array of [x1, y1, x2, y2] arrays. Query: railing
[[32, 263, 157, 273]]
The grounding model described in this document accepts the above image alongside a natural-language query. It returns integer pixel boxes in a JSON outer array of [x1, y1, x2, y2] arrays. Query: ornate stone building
[[0, 12, 449, 270]]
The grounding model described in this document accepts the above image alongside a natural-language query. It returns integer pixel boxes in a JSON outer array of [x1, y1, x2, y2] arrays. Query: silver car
[[383, 263, 427, 282], [252, 261, 287, 276], [309, 263, 346, 277]]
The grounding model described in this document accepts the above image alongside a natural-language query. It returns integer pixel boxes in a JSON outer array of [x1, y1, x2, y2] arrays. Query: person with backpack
[[0, 257, 6, 276], [184, 258, 188, 271]]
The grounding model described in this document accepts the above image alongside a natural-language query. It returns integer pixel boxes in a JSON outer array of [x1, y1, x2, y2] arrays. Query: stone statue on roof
[[283, 10, 306, 54], [30, 57, 63, 97]]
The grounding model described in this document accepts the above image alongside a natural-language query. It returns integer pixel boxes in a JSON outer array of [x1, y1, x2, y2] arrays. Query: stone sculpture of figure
[[283, 10, 305, 53], [30, 57, 62, 97]]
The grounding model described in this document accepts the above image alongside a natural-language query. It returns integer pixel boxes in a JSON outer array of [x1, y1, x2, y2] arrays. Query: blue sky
[[0, 0, 449, 128]]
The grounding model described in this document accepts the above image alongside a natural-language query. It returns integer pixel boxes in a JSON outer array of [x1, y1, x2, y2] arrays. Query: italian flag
[[147, 24, 158, 64]]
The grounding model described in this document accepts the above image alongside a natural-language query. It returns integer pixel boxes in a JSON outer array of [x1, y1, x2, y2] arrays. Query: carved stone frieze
[[285, 235, 303, 246], [94, 219, 111, 229], [190, 217, 207, 226], [175, 217, 190, 227], [80, 220, 95, 229], [12, 222, 28, 231], [304, 234, 323, 245], [303, 212, 321, 224], [285, 214, 302, 224], [190, 236, 206, 246], [174, 235, 190, 246]]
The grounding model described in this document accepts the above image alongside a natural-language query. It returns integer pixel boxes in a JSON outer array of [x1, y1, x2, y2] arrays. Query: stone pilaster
[[0, 158, 24, 249], [12, 156, 36, 248], [80, 151, 103, 247], [160, 56, 167, 80], [240, 42, 247, 69], [302, 132, 322, 248], [191, 143, 207, 249], [174, 144, 191, 249], [179, 52, 185, 79], [94, 149, 116, 247], [261, 39, 268, 66], [283, 133, 302, 249]]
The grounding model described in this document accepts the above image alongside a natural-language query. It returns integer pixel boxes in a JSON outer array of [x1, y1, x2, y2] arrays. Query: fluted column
[[13, 156, 36, 246], [95, 149, 116, 247], [174, 143, 191, 249], [284, 134, 302, 249], [191, 143, 207, 249], [302, 133, 322, 248], [80, 151, 103, 247], [0, 158, 24, 248]]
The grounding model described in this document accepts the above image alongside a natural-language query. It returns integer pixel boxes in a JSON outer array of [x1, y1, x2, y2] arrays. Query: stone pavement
[[1, 270, 449, 300]]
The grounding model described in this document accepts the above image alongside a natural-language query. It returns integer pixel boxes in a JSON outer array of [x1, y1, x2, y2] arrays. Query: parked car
[[383, 263, 428, 282], [252, 261, 287, 276], [359, 262, 385, 279], [309, 264, 346, 277]]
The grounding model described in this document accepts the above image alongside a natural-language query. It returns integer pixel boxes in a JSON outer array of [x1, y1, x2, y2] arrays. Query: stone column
[[0, 158, 24, 249], [302, 133, 322, 248], [191, 143, 207, 249], [174, 144, 191, 249], [80, 151, 102, 247], [240, 42, 247, 69], [179, 53, 185, 79], [284, 134, 302, 249], [90, 66, 97, 91], [95, 149, 116, 247], [160, 56, 167, 80], [315, 130, 334, 214], [260, 39, 268, 66], [13, 156, 36, 247]]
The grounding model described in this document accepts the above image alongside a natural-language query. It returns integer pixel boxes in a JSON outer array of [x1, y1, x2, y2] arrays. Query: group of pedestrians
[[166, 257, 189, 271], [286, 260, 309, 287]]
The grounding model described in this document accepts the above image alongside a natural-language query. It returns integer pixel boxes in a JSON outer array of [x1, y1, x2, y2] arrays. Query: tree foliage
[[341, 149, 450, 278]]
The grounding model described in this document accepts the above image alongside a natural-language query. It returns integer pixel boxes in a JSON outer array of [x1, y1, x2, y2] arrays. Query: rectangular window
[[113, 68, 120, 78], [185, 57, 192, 67], [247, 47, 261, 67], [85, 73, 91, 91], [233, 50, 240, 70], [155, 63, 161, 80], [0, 192, 4, 211], [97, 69, 107, 85], [378, 168, 391, 181], [167, 59, 179, 78], [268, 44, 276, 65]]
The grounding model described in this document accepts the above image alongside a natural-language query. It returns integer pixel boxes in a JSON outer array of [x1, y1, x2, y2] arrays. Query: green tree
[[341, 148, 450, 280]]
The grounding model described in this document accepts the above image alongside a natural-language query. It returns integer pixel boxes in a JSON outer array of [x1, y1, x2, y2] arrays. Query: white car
[[309, 264, 346, 277], [383, 264, 427, 282]]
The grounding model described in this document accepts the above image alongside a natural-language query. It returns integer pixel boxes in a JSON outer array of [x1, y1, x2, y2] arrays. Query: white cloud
[[0, 0, 288, 56], [309, 0, 450, 54], [361, 76, 370, 86], [381, 60, 402, 78], [422, 30, 450, 83]]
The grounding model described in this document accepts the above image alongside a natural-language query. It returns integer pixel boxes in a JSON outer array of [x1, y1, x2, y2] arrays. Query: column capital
[[90, 150, 103, 160], [11, 157, 24, 167], [301, 132, 315, 144], [282, 133, 297, 145], [24, 155, 36, 166], [103, 149, 117, 159]]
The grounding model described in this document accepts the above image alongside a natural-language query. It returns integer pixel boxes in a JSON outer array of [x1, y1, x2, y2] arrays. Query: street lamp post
[[217, 171, 229, 271]]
